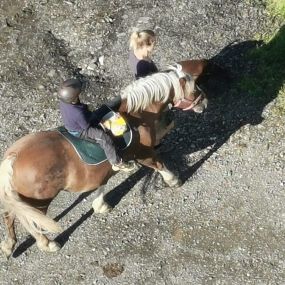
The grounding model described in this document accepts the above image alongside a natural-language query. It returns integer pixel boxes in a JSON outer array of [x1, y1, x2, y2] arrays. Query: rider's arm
[[75, 109, 90, 130]]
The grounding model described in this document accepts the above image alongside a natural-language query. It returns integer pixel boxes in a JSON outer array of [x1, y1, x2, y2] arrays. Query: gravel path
[[0, 1, 284, 284]]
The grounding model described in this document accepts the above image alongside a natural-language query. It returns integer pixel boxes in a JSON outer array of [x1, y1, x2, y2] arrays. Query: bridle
[[169, 63, 205, 111], [161, 63, 206, 112], [174, 83, 204, 111]]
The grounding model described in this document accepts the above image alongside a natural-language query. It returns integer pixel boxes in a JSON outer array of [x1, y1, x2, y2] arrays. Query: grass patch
[[240, 26, 285, 95], [274, 85, 285, 115], [239, 1, 285, 114], [267, 0, 285, 18]]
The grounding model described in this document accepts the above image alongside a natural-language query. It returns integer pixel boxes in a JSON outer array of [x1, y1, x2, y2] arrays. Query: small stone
[[47, 69, 56, 77], [98, 56, 104, 66]]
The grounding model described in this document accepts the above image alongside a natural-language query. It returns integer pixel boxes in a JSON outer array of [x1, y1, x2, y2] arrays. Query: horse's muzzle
[[174, 89, 208, 113]]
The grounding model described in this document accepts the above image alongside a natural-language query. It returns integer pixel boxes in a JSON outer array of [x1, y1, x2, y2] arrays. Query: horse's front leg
[[157, 164, 182, 188], [92, 186, 112, 214], [138, 152, 182, 188]]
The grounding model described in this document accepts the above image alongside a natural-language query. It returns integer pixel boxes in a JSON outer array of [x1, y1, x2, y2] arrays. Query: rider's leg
[[83, 127, 135, 172]]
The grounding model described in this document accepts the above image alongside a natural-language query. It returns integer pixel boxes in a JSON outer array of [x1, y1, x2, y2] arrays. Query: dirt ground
[[0, 0, 284, 284]]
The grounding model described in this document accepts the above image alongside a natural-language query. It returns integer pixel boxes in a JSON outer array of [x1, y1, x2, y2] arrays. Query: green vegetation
[[239, 0, 285, 114], [267, 0, 285, 18]]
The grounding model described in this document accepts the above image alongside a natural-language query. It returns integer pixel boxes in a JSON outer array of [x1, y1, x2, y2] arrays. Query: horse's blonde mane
[[121, 71, 186, 112]]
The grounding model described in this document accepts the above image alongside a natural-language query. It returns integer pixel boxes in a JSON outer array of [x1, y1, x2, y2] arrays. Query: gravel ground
[[0, 0, 284, 284]]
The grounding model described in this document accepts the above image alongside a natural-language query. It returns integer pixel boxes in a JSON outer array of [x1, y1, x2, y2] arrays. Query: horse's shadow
[[12, 191, 93, 257], [163, 25, 285, 183]]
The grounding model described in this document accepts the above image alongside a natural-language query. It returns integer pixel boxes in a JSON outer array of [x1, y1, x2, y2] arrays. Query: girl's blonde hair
[[129, 29, 156, 50]]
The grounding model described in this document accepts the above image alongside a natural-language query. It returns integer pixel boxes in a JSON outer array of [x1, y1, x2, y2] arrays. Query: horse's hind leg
[[1, 212, 17, 258], [31, 206, 61, 253], [92, 186, 112, 214], [33, 232, 61, 253]]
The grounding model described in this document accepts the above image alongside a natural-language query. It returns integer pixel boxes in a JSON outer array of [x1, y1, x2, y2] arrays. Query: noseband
[[174, 84, 204, 111]]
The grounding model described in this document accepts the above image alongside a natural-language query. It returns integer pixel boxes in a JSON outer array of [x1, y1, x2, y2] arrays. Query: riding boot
[[112, 160, 136, 172]]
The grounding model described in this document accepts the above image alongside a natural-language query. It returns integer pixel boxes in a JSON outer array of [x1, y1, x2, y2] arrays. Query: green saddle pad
[[56, 126, 133, 165], [57, 126, 107, 165]]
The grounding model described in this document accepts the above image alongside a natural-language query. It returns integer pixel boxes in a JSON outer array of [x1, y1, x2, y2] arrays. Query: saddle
[[57, 105, 132, 165]]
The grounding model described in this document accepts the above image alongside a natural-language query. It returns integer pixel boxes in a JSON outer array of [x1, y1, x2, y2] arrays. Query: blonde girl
[[128, 29, 158, 79]]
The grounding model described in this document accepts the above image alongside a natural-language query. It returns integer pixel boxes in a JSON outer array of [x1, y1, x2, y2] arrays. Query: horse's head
[[168, 60, 208, 113], [174, 76, 208, 113], [120, 60, 208, 114]]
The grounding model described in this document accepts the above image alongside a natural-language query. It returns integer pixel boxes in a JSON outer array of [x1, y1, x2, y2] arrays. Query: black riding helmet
[[58, 79, 82, 104]]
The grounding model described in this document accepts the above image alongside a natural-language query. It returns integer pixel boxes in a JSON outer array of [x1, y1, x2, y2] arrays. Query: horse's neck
[[118, 98, 167, 118], [118, 99, 128, 113]]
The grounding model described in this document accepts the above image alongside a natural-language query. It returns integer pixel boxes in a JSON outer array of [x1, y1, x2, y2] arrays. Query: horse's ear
[[179, 78, 186, 88]]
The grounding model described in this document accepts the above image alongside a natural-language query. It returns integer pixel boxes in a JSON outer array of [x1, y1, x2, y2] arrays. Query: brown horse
[[0, 59, 208, 257]]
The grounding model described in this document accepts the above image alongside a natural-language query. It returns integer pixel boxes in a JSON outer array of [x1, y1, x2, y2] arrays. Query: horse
[[0, 59, 208, 258]]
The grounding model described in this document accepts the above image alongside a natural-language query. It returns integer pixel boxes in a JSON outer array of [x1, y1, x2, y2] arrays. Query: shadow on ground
[[164, 24, 285, 183], [12, 167, 153, 257]]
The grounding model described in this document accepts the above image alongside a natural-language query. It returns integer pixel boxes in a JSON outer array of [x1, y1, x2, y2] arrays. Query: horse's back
[[5, 131, 64, 158], [3, 130, 111, 199]]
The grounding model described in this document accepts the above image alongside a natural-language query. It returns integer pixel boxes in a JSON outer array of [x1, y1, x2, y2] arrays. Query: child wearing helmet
[[58, 79, 135, 172], [128, 29, 158, 79]]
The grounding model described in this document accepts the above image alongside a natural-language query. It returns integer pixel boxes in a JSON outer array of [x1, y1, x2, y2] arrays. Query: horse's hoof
[[48, 241, 61, 252], [165, 177, 182, 188], [92, 201, 113, 214], [37, 240, 61, 252], [1, 245, 12, 259], [175, 178, 183, 188], [1, 240, 16, 259]]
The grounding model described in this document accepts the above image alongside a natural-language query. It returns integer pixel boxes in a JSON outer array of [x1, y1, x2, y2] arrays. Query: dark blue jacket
[[59, 101, 92, 132], [128, 51, 158, 79]]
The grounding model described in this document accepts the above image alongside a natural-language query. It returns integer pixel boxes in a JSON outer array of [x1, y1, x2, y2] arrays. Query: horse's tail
[[0, 154, 61, 234]]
